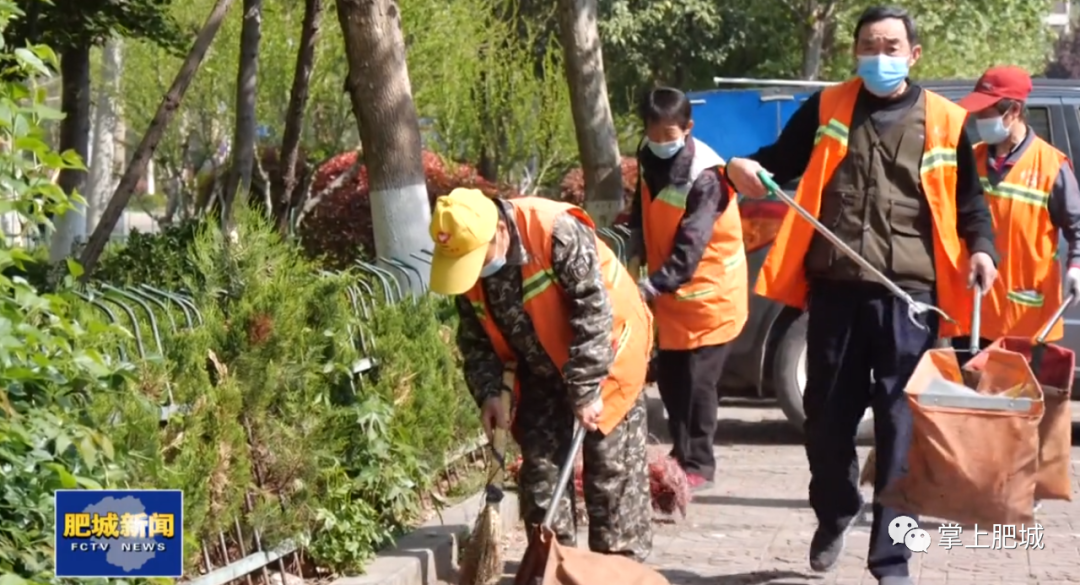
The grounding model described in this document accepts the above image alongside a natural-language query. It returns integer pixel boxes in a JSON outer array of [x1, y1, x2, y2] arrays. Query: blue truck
[[690, 77, 1080, 439]]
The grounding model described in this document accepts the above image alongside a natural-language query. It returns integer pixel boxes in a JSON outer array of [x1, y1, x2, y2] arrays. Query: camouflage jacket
[[454, 199, 614, 410]]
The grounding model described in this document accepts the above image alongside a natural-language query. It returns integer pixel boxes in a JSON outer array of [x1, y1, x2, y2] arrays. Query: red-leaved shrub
[[298, 150, 519, 269], [559, 157, 639, 224]]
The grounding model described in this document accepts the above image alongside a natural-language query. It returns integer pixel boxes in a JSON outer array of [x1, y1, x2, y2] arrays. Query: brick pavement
[[496, 397, 1080, 585]]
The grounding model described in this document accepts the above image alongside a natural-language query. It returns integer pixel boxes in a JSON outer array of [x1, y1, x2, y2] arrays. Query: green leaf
[[13, 48, 49, 76], [96, 433, 115, 460], [55, 433, 71, 456], [76, 435, 97, 468], [65, 258, 84, 278], [44, 462, 77, 489]]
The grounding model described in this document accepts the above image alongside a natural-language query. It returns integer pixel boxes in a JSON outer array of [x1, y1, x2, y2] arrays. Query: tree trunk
[[48, 45, 92, 262], [86, 39, 123, 234], [798, 0, 837, 81], [337, 0, 430, 293], [79, 0, 238, 279], [223, 0, 263, 229], [556, 0, 622, 227], [276, 0, 323, 234]]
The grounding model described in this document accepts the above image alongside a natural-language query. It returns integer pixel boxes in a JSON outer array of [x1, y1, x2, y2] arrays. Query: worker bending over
[[429, 189, 654, 561]]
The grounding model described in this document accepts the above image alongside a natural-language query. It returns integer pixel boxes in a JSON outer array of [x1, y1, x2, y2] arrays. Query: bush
[[93, 220, 203, 290], [59, 209, 479, 576], [559, 156, 639, 224], [0, 25, 134, 584], [297, 150, 521, 269]]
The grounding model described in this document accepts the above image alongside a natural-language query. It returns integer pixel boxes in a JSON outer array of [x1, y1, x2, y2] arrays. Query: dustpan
[[877, 289, 1046, 526], [513, 425, 670, 585]]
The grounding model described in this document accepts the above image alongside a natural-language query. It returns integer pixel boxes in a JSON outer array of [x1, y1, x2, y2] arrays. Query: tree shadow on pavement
[[659, 568, 818, 584]]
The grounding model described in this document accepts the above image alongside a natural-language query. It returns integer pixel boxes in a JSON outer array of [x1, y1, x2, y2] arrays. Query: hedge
[[5, 211, 480, 582]]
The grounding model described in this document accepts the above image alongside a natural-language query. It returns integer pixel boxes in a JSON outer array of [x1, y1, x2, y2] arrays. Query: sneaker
[[809, 513, 858, 572], [878, 577, 914, 585], [686, 473, 713, 492]]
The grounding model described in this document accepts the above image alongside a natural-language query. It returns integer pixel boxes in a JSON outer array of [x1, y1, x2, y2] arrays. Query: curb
[[331, 490, 520, 585]]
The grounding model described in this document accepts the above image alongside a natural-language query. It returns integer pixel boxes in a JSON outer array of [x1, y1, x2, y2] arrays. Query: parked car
[[686, 78, 1080, 438]]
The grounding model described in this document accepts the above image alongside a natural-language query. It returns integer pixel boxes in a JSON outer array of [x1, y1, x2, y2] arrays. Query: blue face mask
[[856, 55, 910, 97], [647, 137, 685, 159], [975, 116, 1011, 145], [479, 256, 506, 278]]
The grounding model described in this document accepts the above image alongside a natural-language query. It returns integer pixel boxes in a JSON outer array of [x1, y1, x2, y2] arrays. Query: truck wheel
[[772, 313, 874, 441]]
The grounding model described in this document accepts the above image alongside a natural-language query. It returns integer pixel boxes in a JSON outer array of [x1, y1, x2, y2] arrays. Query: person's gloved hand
[[637, 277, 658, 302], [1066, 266, 1080, 306]]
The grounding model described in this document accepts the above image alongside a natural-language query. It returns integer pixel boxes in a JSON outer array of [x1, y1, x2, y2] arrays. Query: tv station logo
[[54, 489, 183, 578]]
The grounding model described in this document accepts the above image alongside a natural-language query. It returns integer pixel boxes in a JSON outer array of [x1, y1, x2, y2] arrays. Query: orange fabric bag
[[878, 347, 1044, 527], [984, 338, 1074, 501]]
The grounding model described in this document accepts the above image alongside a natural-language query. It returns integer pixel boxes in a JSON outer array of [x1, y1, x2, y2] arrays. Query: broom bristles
[[458, 502, 502, 585]]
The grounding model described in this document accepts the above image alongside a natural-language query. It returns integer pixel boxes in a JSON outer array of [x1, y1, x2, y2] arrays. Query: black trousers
[[804, 281, 937, 579], [655, 343, 730, 481]]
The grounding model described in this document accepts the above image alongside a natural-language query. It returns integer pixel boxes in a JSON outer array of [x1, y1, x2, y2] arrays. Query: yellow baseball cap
[[429, 188, 499, 295]]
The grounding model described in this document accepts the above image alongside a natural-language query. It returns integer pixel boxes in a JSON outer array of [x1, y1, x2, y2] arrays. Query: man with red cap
[[948, 66, 1080, 359]]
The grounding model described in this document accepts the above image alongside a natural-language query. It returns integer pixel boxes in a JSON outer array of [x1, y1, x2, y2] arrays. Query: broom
[[458, 369, 514, 585]]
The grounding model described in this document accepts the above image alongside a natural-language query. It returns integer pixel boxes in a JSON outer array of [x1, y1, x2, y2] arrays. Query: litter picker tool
[[757, 171, 954, 329], [1030, 294, 1073, 377], [458, 368, 515, 585]]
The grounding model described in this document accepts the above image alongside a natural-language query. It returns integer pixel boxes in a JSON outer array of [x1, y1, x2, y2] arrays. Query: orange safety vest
[[970, 136, 1067, 341], [641, 138, 748, 349], [462, 198, 654, 435], [755, 79, 973, 335]]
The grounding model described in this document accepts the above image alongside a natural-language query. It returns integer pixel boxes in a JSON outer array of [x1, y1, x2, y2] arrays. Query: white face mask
[[647, 137, 685, 159], [975, 115, 1012, 145]]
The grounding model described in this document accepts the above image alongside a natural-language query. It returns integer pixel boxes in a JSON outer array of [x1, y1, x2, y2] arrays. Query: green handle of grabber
[[757, 170, 782, 194]]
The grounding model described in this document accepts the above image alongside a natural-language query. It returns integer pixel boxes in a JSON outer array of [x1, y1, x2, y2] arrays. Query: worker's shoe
[[809, 513, 858, 572], [686, 473, 713, 492], [878, 576, 914, 585]]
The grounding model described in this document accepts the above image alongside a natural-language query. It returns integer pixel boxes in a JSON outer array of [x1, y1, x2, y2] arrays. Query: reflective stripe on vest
[[979, 177, 1051, 208]]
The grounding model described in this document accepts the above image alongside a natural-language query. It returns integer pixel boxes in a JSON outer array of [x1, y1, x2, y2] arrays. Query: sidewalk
[[498, 399, 1080, 584]]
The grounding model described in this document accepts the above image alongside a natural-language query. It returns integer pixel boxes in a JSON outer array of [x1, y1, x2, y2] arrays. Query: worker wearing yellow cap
[[429, 188, 654, 561]]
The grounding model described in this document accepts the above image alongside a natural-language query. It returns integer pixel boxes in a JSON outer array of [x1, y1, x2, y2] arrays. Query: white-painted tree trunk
[[86, 40, 123, 234], [146, 159, 156, 195], [337, 0, 431, 294]]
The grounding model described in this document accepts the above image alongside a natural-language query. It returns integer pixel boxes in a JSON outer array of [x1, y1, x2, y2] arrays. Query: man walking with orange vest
[[627, 87, 748, 491], [949, 66, 1080, 361], [428, 188, 655, 561], [724, 7, 997, 585]]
